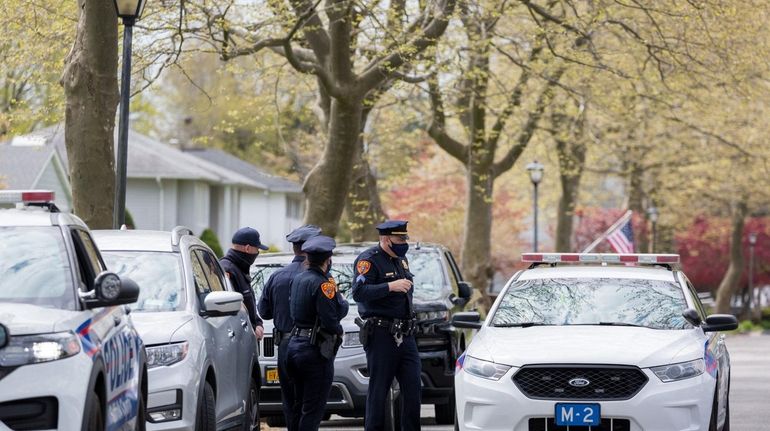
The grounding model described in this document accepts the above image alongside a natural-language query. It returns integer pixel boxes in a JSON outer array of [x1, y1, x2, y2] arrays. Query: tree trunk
[[715, 200, 748, 314], [302, 98, 362, 236], [461, 154, 494, 310], [627, 161, 648, 253], [60, 0, 118, 229], [555, 138, 586, 252], [346, 154, 387, 242]]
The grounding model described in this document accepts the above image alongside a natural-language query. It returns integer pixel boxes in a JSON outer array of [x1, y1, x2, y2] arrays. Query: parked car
[[454, 252, 738, 431], [0, 190, 147, 430], [94, 226, 260, 431], [250, 242, 471, 427]]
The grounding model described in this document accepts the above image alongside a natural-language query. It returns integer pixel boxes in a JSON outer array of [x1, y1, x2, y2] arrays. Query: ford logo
[[569, 378, 590, 387]]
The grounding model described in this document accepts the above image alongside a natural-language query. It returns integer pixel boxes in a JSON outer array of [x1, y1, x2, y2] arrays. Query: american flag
[[607, 219, 634, 253]]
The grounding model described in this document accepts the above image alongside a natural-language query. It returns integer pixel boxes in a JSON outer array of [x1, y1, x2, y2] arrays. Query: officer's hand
[[254, 325, 264, 340], [388, 279, 412, 293]]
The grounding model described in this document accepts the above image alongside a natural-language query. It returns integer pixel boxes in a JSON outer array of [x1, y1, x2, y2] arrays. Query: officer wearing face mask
[[352, 220, 420, 431], [220, 227, 267, 338]]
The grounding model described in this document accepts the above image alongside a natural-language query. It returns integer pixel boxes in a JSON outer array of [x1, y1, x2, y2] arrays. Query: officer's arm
[[316, 284, 343, 335], [336, 293, 349, 319], [351, 258, 389, 302], [243, 287, 263, 328], [257, 272, 276, 320]]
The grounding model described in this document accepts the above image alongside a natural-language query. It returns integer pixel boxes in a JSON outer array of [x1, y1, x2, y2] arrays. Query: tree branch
[[426, 75, 469, 163]]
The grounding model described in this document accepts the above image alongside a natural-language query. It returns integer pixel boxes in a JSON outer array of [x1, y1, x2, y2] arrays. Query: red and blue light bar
[[0, 190, 55, 204], [522, 253, 680, 265]]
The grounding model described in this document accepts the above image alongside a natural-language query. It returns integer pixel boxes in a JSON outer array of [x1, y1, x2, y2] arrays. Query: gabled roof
[[2, 125, 301, 193], [184, 148, 302, 193]]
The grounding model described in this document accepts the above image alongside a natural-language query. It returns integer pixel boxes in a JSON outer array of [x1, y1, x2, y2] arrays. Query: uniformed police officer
[[352, 220, 421, 431], [257, 225, 321, 429], [286, 235, 349, 431], [220, 227, 267, 336]]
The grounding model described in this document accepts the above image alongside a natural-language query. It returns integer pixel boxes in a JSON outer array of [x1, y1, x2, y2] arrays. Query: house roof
[[1, 125, 301, 193], [184, 148, 302, 194]]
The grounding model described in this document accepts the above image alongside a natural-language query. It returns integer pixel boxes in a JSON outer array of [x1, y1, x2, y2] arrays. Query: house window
[[286, 197, 302, 219]]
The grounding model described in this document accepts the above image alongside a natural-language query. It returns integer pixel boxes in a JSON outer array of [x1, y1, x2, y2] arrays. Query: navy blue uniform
[[352, 245, 421, 431], [287, 266, 349, 431], [257, 255, 305, 429]]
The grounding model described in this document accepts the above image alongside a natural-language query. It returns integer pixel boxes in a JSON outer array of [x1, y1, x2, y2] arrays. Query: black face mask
[[326, 259, 333, 278], [232, 249, 258, 267], [391, 242, 409, 257]]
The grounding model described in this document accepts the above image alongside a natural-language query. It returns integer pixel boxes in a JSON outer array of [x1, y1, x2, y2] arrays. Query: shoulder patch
[[321, 281, 336, 299], [357, 260, 372, 275]]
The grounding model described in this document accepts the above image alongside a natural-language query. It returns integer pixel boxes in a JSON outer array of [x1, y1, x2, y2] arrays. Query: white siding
[[126, 179, 160, 229], [176, 180, 211, 235]]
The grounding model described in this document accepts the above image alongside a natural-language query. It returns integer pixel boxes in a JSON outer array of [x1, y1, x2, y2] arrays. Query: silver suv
[[94, 227, 260, 431]]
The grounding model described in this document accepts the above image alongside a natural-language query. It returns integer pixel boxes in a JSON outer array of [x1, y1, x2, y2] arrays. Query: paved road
[[725, 333, 770, 431], [304, 334, 770, 431]]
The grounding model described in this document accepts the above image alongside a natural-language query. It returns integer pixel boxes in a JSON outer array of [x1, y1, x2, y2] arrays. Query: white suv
[[0, 190, 147, 430], [93, 227, 260, 431], [453, 253, 738, 431]]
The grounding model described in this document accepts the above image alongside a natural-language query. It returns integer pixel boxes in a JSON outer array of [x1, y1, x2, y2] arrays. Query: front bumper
[[144, 357, 201, 431], [456, 366, 716, 431]]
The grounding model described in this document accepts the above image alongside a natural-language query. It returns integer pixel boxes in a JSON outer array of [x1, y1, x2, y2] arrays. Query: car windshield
[[491, 277, 688, 330], [0, 226, 76, 309], [102, 251, 185, 312], [251, 263, 357, 305]]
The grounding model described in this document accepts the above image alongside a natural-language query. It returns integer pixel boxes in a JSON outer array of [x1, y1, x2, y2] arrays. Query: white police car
[[453, 253, 738, 431], [0, 191, 147, 430]]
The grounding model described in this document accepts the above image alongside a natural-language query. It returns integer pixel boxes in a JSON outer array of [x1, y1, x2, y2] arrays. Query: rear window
[[102, 251, 185, 312], [492, 277, 688, 330], [0, 226, 76, 309]]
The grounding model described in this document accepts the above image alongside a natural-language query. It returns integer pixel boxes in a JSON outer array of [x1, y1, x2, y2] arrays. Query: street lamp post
[[112, 0, 146, 229], [647, 206, 659, 253], [526, 161, 544, 252], [748, 232, 758, 319]]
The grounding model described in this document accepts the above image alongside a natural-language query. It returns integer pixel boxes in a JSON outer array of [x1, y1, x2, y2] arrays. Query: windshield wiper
[[495, 322, 554, 328], [596, 322, 645, 327]]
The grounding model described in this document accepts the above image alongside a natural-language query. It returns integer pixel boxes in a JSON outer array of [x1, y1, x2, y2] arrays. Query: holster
[[355, 317, 372, 349], [314, 328, 341, 360]]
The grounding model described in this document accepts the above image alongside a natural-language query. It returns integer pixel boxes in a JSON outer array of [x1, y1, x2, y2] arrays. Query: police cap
[[301, 235, 336, 256], [232, 227, 269, 250], [286, 224, 322, 244], [375, 220, 409, 239]]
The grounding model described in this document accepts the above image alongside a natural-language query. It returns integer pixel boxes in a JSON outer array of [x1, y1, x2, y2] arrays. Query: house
[[0, 125, 305, 251]]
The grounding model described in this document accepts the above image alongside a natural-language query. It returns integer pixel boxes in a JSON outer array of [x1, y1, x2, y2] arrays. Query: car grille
[[513, 365, 647, 400], [261, 336, 275, 358], [528, 418, 631, 431]]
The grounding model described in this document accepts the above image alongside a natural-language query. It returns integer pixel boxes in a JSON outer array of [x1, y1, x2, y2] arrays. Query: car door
[[190, 248, 240, 421], [71, 228, 141, 430]]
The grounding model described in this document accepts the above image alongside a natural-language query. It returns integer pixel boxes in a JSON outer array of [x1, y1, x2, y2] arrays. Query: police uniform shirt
[[290, 267, 349, 335], [351, 245, 414, 320], [257, 256, 306, 333]]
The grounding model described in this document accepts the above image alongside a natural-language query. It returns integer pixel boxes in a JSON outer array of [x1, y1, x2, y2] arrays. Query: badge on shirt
[[321, 281, 336, 299], [401, 260, 409, 270], [357, 260, 372, 275]]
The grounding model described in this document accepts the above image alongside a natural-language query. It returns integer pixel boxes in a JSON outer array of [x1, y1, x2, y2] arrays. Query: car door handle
[[228, 328, 236, 338], [240, 319, 249, 329]]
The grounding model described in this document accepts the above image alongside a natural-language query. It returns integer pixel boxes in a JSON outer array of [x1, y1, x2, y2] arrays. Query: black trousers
[[286, 336, 335, 431], [364, 326, 422, 431], [278, 336, 297, 430]]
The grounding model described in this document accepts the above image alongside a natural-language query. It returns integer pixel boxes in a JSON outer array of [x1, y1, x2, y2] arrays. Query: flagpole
[[581, 210, 633, 253]]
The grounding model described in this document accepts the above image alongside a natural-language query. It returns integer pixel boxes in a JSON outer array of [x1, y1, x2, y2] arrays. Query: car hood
[[130, 311, 193, 345], [469, 326, 705, 369], [0, 303, 86, 335]]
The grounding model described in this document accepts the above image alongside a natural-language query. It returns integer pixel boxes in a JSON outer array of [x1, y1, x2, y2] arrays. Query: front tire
[[435, 400, 455, 425], [135, 384, 146, 431], [196, 382, 216, 431], [243, 377, 259, 431], [86, 391, 105, 431]]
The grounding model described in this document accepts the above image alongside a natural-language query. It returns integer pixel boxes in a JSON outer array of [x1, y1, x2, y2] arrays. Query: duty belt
[[291, 327, 314, 337], [366, 317, 417, 336]]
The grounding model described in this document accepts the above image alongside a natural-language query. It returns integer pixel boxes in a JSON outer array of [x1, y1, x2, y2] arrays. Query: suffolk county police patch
[[357, 260, 372, 275], [321, 282, 336, 299]]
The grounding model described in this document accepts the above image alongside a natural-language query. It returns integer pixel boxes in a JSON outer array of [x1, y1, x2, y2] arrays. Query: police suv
[[0, 191, 147, 430], [453, 253, 738, 431]]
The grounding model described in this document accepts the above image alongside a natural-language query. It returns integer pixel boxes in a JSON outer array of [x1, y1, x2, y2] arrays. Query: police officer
[[286, 235, 349, 431], [220, 227, 267, 338], [352, 220, 420, 431], [257, 224, 322, 429]]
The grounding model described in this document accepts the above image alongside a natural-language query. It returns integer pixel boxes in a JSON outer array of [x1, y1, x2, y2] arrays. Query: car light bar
[[522, 253, 680, 265], [0, 190, 55, 204]]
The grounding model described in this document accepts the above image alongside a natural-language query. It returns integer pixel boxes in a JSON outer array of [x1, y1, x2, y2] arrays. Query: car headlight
[[418, 311, 448, 321], [342, 332, 362, 349], [0, 331, 81, 367], [462, 355, 512, 380], [651, 359, 705, 382], [147, 342, 188, 368]]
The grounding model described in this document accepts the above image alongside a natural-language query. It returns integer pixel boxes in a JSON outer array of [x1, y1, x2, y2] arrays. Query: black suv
[[335, 242, 472, 424]]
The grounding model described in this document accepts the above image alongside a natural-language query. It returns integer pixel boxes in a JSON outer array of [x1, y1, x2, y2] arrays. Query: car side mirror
[[682, 308, 701, 327], [458, 281, 472, 300], [0, 324, 8, 349], [452, 311, 482, 329], [203, 291, 243, 317], [702, 314, 739, 332], [84, 272, 140, 309]]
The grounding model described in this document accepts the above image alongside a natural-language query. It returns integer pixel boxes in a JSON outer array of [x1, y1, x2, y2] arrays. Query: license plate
[[555, 403, 600, 426], [265, 367, 279, 385]]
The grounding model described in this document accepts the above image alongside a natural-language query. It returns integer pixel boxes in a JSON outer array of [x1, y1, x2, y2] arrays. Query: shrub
[[200, 228, 224, 258]]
